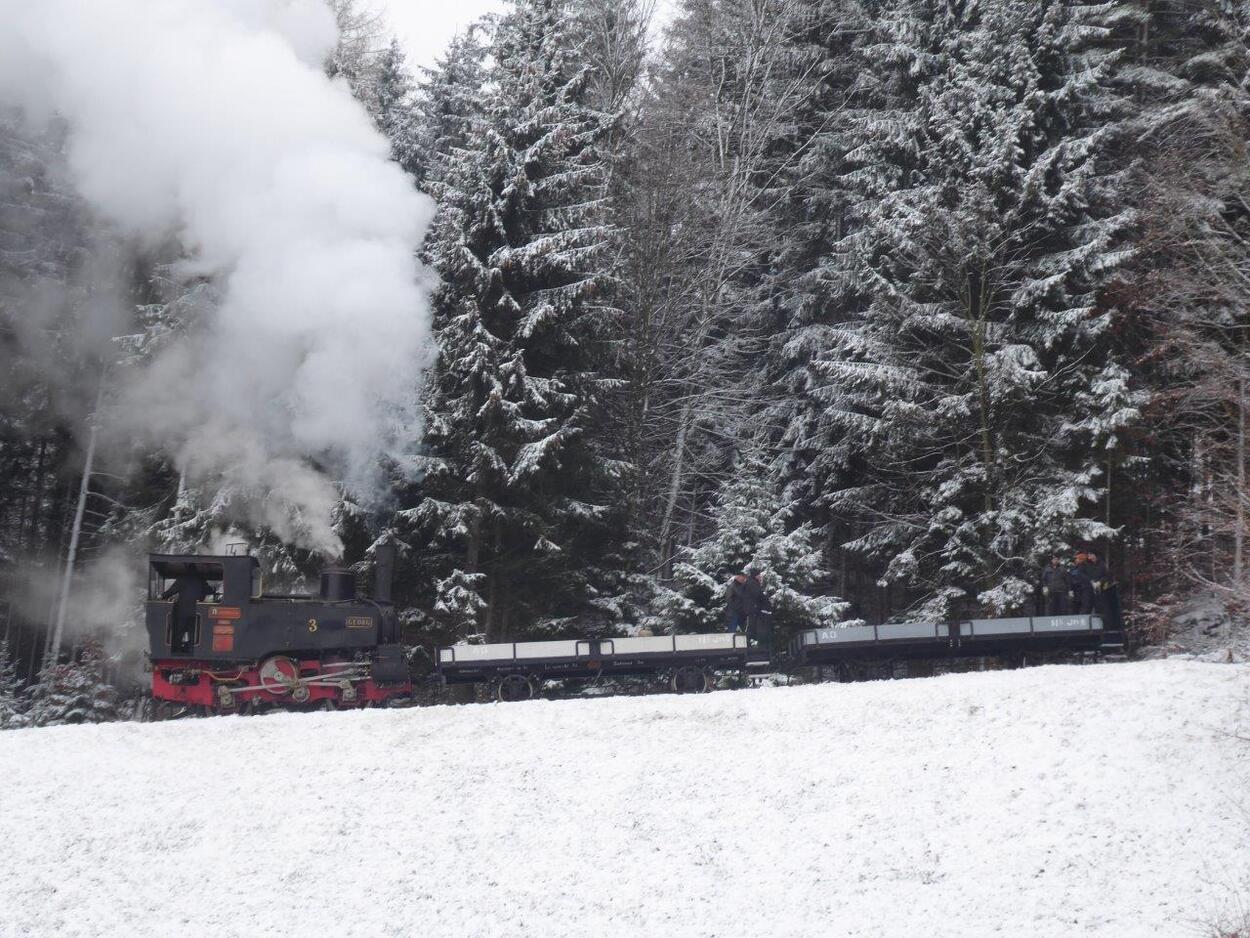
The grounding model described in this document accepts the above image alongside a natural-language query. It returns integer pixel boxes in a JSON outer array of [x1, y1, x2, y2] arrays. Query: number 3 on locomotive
[[307, 617, 318, 633]]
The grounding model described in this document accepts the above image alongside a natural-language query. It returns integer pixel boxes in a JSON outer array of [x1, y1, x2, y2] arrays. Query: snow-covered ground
[[1151, 593, 1250, 663], [2, 661, 1249, 938]]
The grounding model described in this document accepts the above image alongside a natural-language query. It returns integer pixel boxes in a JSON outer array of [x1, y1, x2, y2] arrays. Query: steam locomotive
[[144, 544, 409, 717]]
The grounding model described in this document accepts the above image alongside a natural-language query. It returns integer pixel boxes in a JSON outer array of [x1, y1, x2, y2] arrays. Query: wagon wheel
[[670, 666, 708, 695], [496, 674, 535, 703]]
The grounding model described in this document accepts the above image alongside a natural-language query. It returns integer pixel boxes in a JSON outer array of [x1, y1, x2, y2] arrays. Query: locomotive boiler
[[145, 543, 409, 717]]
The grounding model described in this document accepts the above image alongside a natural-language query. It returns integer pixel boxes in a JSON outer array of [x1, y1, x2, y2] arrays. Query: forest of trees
[[3, 0, 1250, 718]]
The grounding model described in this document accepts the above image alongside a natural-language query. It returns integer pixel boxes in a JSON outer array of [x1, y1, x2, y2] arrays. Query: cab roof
[[148, 554, 258, 579]]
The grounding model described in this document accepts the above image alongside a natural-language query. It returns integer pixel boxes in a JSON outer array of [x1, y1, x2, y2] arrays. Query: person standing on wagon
[[1076, 551, 1109, 615], [726, 571, 749, 633], [1070, 553, 1096, 615], [725, 566, 769, 635], [1040, 556, 1072, 616]]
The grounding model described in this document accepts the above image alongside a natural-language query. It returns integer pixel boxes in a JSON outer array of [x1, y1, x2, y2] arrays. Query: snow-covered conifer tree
[[651, 451, 850, 643], [147, 472, 362, 589], [24, 642, 118, 727], [757, 0, 878, 602], [0, 638, 25, 729], [808, 0, 1142, 618], [411, 28, 489, 193], [367, 38, 421, 178], [406, 0, 628, 642]]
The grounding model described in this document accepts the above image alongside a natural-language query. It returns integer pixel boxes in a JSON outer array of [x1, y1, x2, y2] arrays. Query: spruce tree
[[651, 451, 851, 644], [406, 0, 627, 643], [411, 28, 489, 193], [0, 638, 25, 729], [758, 0, 878, 606], [149, 475, 358, 588], [807, 0, 1143, 618], [367, 38, 422, 179], [24, 642, 119, 727]]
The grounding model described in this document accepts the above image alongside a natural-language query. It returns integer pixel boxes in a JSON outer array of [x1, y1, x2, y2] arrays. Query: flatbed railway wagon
[[441, 613, 1124, 701], [792, 613, 1120, 679], [437, 632, 774, 701]]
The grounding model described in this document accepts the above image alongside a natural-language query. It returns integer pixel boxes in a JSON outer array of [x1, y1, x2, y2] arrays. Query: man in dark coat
[[1040, 557, 1072, 615], [162, 572, 214, 652], [1080, 552, 1109, 615], [1070, 553, 1096, 615], [725, 572, 749, 633], [743, 568, 771, 643], [726, 567, 769, 636]]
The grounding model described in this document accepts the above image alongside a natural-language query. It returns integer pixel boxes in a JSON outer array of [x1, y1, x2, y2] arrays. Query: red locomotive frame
[[151, 657, 410, 713]]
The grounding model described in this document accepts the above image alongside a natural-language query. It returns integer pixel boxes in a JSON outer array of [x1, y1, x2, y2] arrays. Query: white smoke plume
[[11, 545, 149, 681], [0, 0, 435, 557]]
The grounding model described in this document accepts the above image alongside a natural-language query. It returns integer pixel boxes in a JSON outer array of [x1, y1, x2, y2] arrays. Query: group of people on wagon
[[725, 566, 771, 639], [1040, 552, 1111, 617]]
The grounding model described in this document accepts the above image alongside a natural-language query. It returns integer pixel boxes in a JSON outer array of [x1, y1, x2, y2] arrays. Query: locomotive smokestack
[[373, 539, 395, 604], [319, 567, 356, 602]]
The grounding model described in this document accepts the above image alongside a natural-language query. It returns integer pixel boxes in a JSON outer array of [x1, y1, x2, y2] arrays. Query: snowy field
[[2, 661, 1249, 938]]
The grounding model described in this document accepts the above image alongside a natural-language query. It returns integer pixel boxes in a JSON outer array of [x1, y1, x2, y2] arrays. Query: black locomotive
[[145, 543, 409, 716]]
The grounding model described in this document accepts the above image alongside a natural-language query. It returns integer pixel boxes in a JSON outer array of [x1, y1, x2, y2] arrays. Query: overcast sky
[[368, 0, 506, 69], [369, 0, 675, 69]]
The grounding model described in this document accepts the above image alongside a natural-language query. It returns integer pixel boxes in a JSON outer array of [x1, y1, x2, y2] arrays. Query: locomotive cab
[[146, 555, 259, 657]]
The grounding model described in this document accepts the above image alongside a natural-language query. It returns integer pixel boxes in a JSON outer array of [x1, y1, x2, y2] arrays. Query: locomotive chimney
[[373, 539, 395, 604], [319, 567, 356, 602]]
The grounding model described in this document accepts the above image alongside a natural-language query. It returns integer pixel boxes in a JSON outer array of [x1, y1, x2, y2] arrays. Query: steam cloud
[[0, 0, 435, 557]]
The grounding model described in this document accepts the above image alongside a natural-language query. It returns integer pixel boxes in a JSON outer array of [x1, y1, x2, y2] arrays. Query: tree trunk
[[969, 270, 995, 514], [50, 374, 104, 661], [1235, 373, 1245, 586], [19, 438, 48, 553], [483, 568, 497, 644], [658, 399, 693, 575]]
